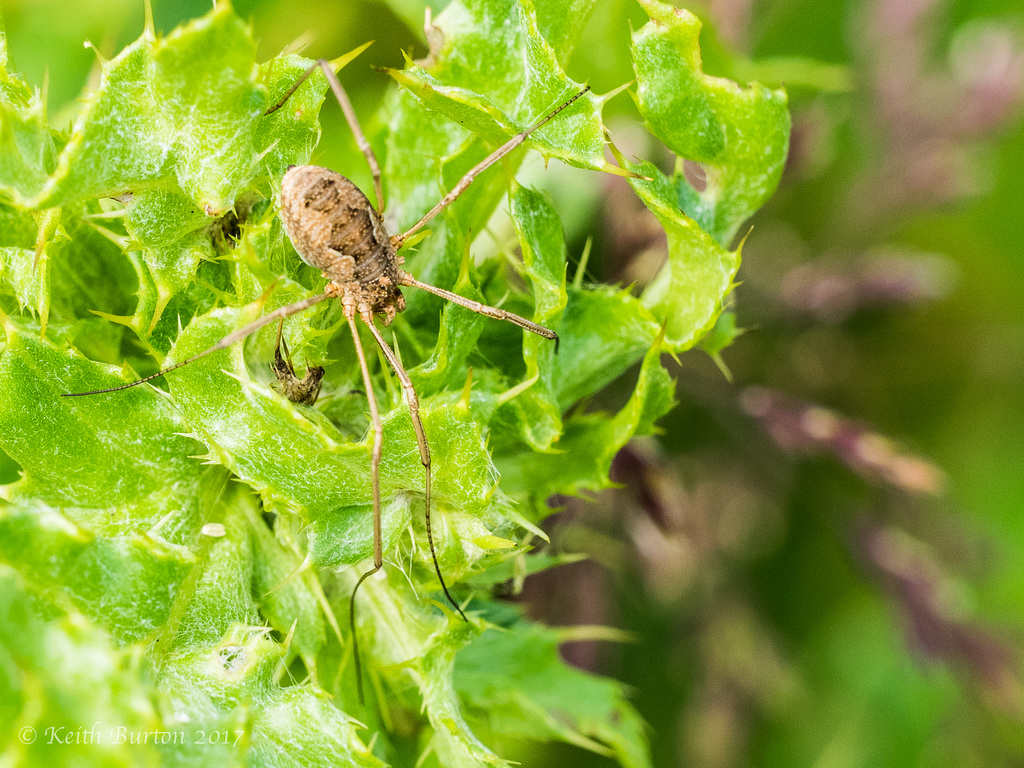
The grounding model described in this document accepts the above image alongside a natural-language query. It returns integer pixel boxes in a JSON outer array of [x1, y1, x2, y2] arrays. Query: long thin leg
[[62, 291, 333, 397], [363, 318, 468, 622], [391, 86, 591, 250], [266, 60, 384, 215], [346, 310, 384, 704], [399, 273, 557, 342]]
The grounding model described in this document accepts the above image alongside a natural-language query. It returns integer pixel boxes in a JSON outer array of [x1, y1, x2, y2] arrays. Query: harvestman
[[65, 60, 588, 685]]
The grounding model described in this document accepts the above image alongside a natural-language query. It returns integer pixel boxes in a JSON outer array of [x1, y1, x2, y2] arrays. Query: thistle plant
[[0, 1, 789, 766]]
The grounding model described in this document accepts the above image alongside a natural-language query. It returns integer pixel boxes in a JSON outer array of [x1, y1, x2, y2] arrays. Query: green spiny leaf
[[632, 0, 791, 245], [0, 500, 193, 644], [163, 305, 499, 568], [619, 157, 741, 351], [456, 619, 652, 768], [0, 1, 795, 765], [247, 503, 325, 665], [0, 316, 202, 519], [388, 0, 613, 175], [157, 625, 382, 767], [0, 565, 165, 766], [498, 341, 674, 501]]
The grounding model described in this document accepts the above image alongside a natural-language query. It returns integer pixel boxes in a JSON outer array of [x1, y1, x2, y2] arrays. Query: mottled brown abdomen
[[279, 165, 403, 314]]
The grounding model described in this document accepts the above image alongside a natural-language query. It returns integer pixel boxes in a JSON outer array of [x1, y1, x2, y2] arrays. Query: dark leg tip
[[441, 583, 469, 622]]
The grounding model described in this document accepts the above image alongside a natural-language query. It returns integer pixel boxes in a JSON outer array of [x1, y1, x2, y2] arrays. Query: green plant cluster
[[0, 1, 788, 766]]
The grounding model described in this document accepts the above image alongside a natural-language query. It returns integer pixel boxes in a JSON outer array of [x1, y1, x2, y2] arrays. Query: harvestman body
[[65, 59, 588, 690]]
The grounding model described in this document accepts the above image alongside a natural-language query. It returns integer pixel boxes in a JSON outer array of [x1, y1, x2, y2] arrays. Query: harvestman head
[[64, 58, 588, 696]]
